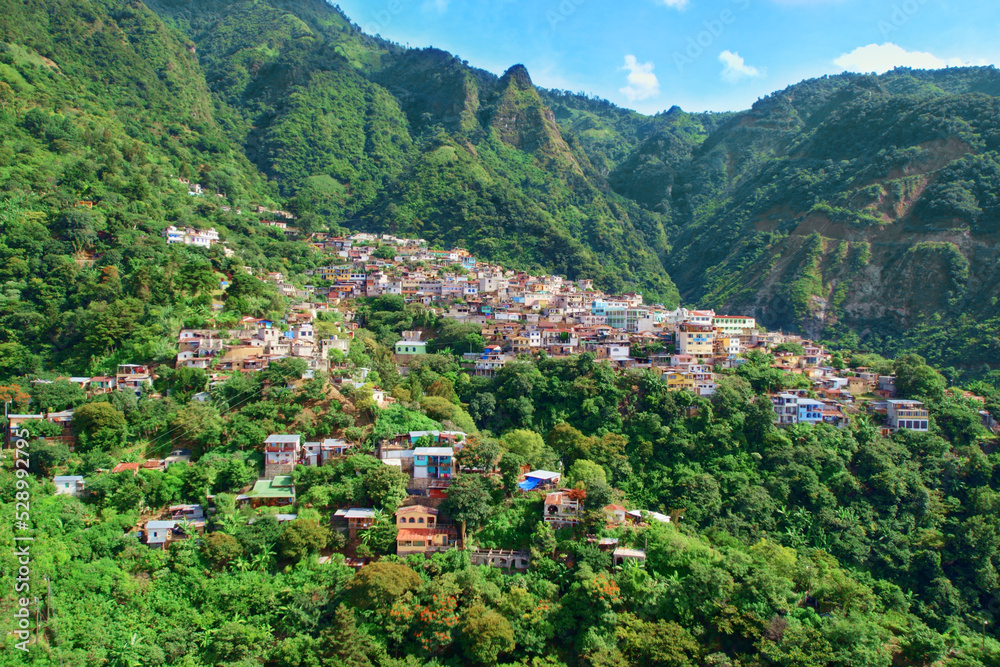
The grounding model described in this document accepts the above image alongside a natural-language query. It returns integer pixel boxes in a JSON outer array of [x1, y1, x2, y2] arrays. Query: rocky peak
[[499, 64, 533, 91]]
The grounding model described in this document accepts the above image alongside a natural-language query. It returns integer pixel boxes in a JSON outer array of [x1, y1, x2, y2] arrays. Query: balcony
[[895, 410, 928, 418]]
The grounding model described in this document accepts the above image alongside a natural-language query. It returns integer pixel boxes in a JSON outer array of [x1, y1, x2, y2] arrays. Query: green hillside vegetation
[[654, 73, 1000, 372], [143, 0, 680, 303], [0, 0, 345, 376], [4, 298, 1000, 664]]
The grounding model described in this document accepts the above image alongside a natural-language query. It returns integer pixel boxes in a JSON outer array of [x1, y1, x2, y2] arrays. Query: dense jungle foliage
[[3, 304, 1000, 666]]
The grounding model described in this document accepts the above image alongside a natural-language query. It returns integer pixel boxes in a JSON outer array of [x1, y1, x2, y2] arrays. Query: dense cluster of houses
[[157, 231, 995, 441], [25, 231, 1000, 566], [233, 425, 678, 564], [175, 316, 350, 377]]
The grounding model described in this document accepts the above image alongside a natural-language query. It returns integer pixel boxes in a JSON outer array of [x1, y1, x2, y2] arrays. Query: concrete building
[[470, 549, 530, 571], [264, 434, 301, 478], [887, 400, 930, 432], [677, 324, 715, 360], [413, 447, 454, 481], [543, 491, 581, 528], [53, 476, 84, 496]]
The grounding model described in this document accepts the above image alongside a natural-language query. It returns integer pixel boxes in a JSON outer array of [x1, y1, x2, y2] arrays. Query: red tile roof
[[396, 505, 438, 515]]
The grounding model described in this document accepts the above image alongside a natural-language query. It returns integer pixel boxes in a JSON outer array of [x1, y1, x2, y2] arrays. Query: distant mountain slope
[[4, 0, 1000, 370], [654, 71, 1000, 364], [0, 0, 311, 372], [145, 0, 680, 303]]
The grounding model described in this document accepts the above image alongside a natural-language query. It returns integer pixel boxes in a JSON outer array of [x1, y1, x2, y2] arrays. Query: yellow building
[[663, 371, 697, 392], [677, 324, 715, 360], [315, 265, 354, 281], [395, 506, 460, 556]]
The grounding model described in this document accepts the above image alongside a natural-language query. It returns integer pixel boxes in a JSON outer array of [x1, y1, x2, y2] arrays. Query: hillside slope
[[650, 71, 1000, 369], [0, 0, 329, 374], [145, 0, 681, 303], [3, 0, 1000, 373]]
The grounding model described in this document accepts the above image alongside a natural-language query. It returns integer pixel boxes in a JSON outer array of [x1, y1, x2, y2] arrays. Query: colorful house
[[247, 476, 295, 507], [413, 447, 453, 481], [395, 506, 459, 556]]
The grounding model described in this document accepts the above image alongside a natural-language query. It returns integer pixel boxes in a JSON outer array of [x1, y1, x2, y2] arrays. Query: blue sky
[[333, 0, 1000, 114]]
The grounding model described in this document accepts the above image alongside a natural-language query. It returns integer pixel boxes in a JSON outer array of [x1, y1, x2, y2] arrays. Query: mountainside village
[[13, 231, 999, 568]]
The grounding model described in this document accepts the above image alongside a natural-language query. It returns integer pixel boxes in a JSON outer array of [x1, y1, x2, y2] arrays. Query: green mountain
[[3, 0, 1000, 376], [648, 71, 1000, 371], [144, 0, 681, 302]]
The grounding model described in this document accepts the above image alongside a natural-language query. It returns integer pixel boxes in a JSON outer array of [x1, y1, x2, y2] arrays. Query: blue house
[[797, 399, 825, 424]]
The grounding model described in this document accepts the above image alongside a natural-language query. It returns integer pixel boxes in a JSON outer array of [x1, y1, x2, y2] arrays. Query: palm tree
[[359, 509, 386, 550], [251, 544, 276, 571], [108, 633, 141, 667]]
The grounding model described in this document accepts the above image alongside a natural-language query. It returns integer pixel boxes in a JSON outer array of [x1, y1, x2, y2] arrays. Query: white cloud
[[422, 0, 449, 13], [657, 0, 690, 9], [769, 0, 846, 4], [619, 55, 661, 102], [719, 50, 763, 83], [834, 43, 984, 74]]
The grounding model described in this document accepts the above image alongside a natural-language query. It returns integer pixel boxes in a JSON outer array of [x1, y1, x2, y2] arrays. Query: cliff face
[[488, 65, 585, 176]]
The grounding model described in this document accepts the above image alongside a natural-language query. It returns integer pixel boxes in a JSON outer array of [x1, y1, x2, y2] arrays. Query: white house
[[163, 226, 220, 248], [145, 520, 177, 548], [53, 475, 84, 497]]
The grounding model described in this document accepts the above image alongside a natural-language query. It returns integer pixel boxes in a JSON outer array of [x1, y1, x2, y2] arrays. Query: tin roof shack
[[8, 411, 77, 449], [302, 438, 353, 466], [518, 470, 561, 492], [247, 475, 295, 508], [144, 519, 200, 549], [333, 508, 377, 539], [169, 504, 206, 522]]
